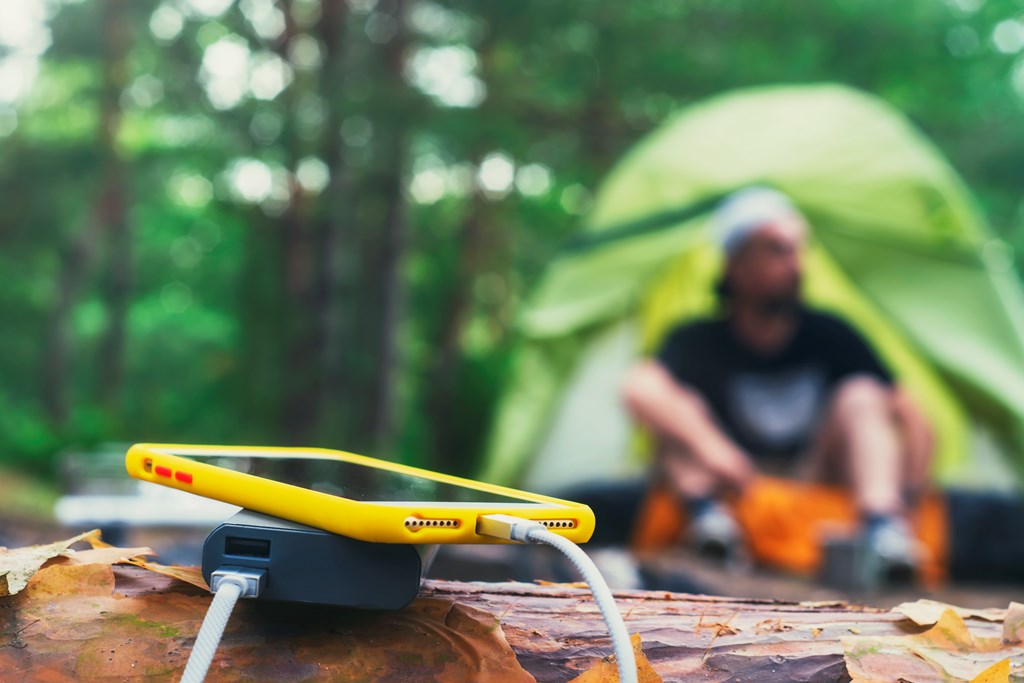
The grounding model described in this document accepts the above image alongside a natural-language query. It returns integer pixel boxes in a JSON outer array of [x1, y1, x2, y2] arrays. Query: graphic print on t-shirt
[[727, 364, 827, 453], [656, 309, 893, 457]]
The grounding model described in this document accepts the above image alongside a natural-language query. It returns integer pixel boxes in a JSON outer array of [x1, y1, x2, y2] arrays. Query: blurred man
[[622, 187, 933, 571]]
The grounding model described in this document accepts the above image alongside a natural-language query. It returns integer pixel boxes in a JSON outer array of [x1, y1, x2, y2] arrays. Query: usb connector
[[182, 566, 268, 683], [474, 513, 638, 683], [210, 566, 267, 598], [476, 514, 546, 542]]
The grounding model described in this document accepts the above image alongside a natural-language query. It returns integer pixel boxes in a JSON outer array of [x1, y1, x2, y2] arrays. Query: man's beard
[[755, 295, 800, 317], [753, 278, 802, 317]]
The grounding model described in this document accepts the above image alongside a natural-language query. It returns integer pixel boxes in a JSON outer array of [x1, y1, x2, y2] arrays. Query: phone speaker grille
[[538, 519, 576, 529], [404, 516, 460, 530]]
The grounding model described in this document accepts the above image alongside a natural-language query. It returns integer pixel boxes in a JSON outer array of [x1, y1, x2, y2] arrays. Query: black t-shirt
[[656, 309, 892, 457]]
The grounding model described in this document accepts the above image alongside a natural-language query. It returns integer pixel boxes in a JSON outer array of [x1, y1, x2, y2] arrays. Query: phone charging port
[[225, 536, 271, 559]]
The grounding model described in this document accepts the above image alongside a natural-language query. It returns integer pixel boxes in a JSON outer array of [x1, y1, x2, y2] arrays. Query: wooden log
[[421, 580, 922, 682], [2, 563, 1005, 682]]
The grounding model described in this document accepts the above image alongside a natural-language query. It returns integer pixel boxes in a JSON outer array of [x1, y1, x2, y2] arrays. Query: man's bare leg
[[807, 375, 933, 576], [892, 388, 935, 506], [655, 443, 745, 557], [806, 375, 907, 516]]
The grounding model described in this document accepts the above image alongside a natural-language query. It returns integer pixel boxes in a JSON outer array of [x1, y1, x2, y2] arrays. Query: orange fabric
[[631, 485, 688, 550], [631, 476, 948, 586]]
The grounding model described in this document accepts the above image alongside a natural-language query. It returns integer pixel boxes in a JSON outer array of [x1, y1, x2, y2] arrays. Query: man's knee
[[830, 375, 892, 420]]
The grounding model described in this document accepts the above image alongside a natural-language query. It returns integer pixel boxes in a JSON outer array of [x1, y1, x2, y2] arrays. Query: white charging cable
[[477, 514, 638, 683], [180, 567, 266, 683]]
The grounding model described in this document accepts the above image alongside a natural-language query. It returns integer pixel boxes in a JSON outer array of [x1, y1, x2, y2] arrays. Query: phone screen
[[165, 449, 555, 506]]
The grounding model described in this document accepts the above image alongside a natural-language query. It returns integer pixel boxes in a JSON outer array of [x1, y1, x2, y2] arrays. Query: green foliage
[[1, 0, 1022, 478]]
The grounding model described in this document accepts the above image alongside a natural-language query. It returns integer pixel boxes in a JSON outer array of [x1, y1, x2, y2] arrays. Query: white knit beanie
[[713, 187, 802, 256]]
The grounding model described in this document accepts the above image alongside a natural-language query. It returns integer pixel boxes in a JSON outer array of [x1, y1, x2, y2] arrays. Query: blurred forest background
[[2, 0, 1024, 479]]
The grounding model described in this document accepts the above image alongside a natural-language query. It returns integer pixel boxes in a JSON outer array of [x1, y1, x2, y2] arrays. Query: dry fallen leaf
[[844, 638, 947, 683], [9, 530, 207, 591], [1, 562, 535, 682], [969, 659, 1010, 683], [913, 608, 996, 651], [59, 546, 155, 566], [901, 611, 1009, 681], [567, 633, 662, 683], [535, 580, 588, 589], [695, 619, 740, 637], [754, 618, 792, 634], [0, 529, 103, 597], [892, 599, 1007, 627], [126, 557, 209, 590], [1002, 602, 1024, 645], [25, 562, 116, 601], [800, 600, 847, 608], [845, 608, 1022, 683]]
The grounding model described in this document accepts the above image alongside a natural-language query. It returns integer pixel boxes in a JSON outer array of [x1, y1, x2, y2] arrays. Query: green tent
[[479, 83, 1024, 495]]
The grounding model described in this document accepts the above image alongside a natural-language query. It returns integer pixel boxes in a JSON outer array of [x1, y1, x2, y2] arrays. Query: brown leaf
[[125, 558, 209, 590], [969, 659, 1010, 683], [696, 615, 740, 637], [914, 609, 1004, 654], [24, 563, 116, 600], [754, 618, 792, 634], [1002, 602, 1024, 645], [2, 563, 535, 682], [57, 546, 155, 566], [535, 580, 588, 588], [892, 599, 1007, 627], [710, 622, 740, 637], [0, 529, 103, 597], [567, 633, 662, 683], [800, 600, 847, 608], [845, 608, 1023, 683], [844, 637, 947, 683]]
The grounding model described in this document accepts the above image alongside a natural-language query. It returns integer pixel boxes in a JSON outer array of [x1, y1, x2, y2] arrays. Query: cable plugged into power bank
[[180, 567, 266, 683], [477, 514, 638, 683], [179, 511, 629, 682], [178, 509, 435, 683]]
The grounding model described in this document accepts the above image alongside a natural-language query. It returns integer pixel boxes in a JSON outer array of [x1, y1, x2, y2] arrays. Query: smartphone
[[125, 444, 595, 544]]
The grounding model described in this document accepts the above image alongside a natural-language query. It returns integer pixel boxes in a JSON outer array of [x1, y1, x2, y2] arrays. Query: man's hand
[[624, 360, 757, 494], [707, 443, 757, 494]]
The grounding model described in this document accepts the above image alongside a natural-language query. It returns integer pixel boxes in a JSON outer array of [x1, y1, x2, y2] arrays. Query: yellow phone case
[[125, 444, 595, 544]]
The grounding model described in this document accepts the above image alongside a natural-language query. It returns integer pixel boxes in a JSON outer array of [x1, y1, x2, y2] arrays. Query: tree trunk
[[416, 27, 503, 471], [9, 560, 1008, 683], [424, 189, 489, 470], [311, 0, 351, 444], [42, 225, 101, 426], [274, 0, 321, 445], [95, 0, 133, 414], [370, 142, 409, 454], [42, 0, 131, 426], [367, 0, 411, 454]]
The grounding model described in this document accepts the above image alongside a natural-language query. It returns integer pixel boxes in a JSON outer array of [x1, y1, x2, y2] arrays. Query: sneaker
[[864, 516, 921, 585], [688, 502, 742, 561]]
